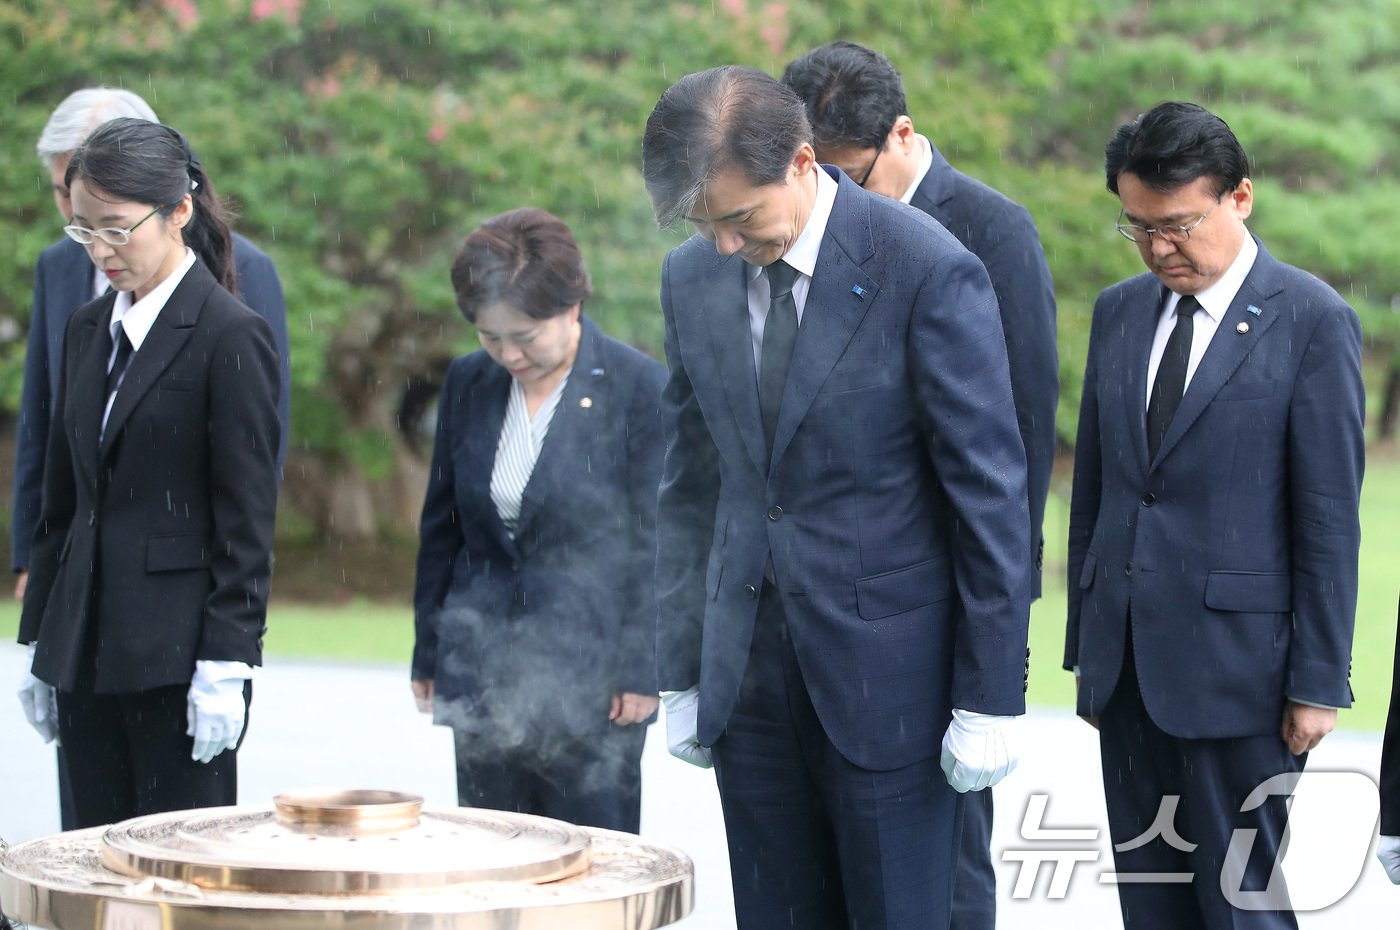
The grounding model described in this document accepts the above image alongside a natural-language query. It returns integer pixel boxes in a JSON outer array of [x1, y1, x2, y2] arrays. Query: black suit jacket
[[18, 259, 281, 693], [908, 142, 1059, 597], [12, 234, 289, 571], [412, 316, 666, 740]]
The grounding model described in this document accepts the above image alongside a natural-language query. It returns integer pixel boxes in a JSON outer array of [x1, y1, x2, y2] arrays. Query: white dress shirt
[[897, 134, 936, 206], [101, 248, 197, 434], [1143, 234, 1258, 411], [745, 166, 839, 372]]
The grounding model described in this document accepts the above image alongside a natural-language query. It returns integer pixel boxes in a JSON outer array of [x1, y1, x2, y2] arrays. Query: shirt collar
[[110, 248, 197, 351], [1169, 233, 1258, 322], [898, 134, 935, 205], [748, 164, 837, 282]]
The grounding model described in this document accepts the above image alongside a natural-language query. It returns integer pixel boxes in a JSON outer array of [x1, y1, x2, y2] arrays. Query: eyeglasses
[[854, 143, 885, 188], [1115, 200, 1219, 244], [63, 205, 163, 247]]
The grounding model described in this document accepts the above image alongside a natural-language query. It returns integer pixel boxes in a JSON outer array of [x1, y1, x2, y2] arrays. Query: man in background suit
[[11, 87, 290, 829], [1066, 101, 1364, 929], [782, 41, 1059, 928], [643, 66, 1031, 929], [1378, 595, 1400, 882]]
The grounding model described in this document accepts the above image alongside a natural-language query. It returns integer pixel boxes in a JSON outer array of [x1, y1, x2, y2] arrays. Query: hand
[[940, 709, 1021, 793], [610, 691, 659, 725], [1075, 676, 1099, 729], [1378, 835, 1400, 884], [14, 569, 27, 601], [411, 678, 435, 714], [660, 688, 712, 768], [17, 670, 58, 744], [186, 662, 249, 764], [1280, 701, 1335, 755]]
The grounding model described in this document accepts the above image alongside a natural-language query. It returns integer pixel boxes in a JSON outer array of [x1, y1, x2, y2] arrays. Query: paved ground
[[2, 644, 1395, 928]]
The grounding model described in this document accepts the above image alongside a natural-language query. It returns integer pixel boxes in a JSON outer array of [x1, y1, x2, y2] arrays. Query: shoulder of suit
[[36, 236, 88, 278], [231, 231, 275, 267]]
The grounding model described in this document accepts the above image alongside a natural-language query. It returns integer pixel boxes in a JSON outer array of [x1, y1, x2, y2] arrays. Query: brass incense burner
[[0, 789, 693, 929]]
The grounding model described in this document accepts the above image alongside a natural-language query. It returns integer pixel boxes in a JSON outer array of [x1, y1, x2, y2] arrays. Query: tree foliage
[[2, 0, 1397, 541]]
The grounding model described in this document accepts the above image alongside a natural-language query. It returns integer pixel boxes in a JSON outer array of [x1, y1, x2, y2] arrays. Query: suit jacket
[[1381, 595, 1400, 834], [12, 234, 290, 571], [1065, 238, 1363, 738], [412, 316, 666, 742], [909, 143, 1058, 597], [18, 258, 281, 693], [655, 167, 1031, 772]]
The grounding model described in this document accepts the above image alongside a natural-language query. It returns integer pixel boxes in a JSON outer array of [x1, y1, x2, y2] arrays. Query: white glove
[[661, 687, 713, 769], [186, 660, 252, 764], [940, 708, 1021, 793], [1378, 835, 1400, 884], [18, 645, 59, 744]]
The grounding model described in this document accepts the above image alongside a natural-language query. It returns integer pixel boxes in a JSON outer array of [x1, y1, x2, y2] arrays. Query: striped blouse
[[489, 372, 571, 537]]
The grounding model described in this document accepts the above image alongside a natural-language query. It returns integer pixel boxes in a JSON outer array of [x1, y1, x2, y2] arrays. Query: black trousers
[[453, 721, 647, 833], [56, 682, 247, 829], [1099, 640, 1302, 930], [712, 583, 963, 930], [951, 782, 997, 929]]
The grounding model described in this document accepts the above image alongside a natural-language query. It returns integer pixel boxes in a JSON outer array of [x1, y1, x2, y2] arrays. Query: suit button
[[88, 510, 96, 526], [1141, 492, 1155, 506], [743, 584, 758, 599], [1125, 563, 1133, 576], [767, 506, 783, 521]]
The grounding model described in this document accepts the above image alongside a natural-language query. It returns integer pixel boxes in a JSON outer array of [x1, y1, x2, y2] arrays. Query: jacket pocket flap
[[856, 558, 951, 620], [1204, 571, 1291, 612], [147, 534, 211, 572], [1078, 552, 1099, 590]]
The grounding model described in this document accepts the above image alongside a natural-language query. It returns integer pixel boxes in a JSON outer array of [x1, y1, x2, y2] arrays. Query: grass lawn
[[3, 455, 1395, 730]]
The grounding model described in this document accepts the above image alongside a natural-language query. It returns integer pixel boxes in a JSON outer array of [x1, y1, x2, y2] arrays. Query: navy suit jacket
[[412, 316, 666, 739], [1065, 238, 1364, 738], [655, 168, 1031, 772], [909, 143, 1058, 597], [19, 259, 280, 692], [12, 234, 290, 571]]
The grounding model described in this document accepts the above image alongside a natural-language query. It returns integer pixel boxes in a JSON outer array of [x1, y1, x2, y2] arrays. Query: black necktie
[[1146, 295, 1198, 460], [102, 324, 134, 434], [759, 261, 799, 455]]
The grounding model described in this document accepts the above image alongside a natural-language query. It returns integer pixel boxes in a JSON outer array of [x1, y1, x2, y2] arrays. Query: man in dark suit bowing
[[1066, 101, 1364, 929], [642, 66, 1032, 930], [783, 42, 1059, 928]]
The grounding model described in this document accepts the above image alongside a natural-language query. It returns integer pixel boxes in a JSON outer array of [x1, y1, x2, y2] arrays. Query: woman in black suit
[[16, 118, 280, 828], [411, 208, 665, 833]]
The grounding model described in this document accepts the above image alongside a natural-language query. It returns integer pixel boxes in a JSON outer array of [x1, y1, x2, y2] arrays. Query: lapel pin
[[590, 368, 605, 378], [579, 397, 593, 409], [1246, 305, 1262, 316], [1236, 321, 1250, 334], [851, 285, 867, 301]]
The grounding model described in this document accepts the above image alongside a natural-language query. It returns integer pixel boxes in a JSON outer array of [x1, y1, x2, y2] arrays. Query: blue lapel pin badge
[[851, 285, 867, 301], [590, 367, 605, 377], [1246, 305, 1262, 316]]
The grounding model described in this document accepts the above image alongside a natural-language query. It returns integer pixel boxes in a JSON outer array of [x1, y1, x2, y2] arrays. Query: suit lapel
[[98, 264, 214, 461], [1151, 246, 1283, 468], [462, 362, 522, 560], [700, 252, 769, 474], [1122, 279, 1168, 477], [68, 297, 115, 488], [909, 143, 956, 224], [513, 317, 606, 537], [770, 171, 877, 470]]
